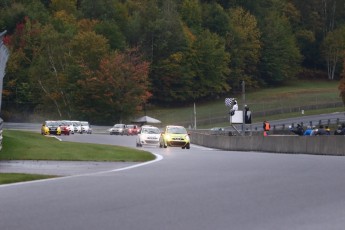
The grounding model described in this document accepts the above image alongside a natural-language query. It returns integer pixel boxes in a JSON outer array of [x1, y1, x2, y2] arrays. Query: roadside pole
[[242, 80, 245, 135], [194, 102, 196, 129]]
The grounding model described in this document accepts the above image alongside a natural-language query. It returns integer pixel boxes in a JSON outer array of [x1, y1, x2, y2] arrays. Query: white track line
[[0, 153, 163, 188], [191, 144, 215, 151]]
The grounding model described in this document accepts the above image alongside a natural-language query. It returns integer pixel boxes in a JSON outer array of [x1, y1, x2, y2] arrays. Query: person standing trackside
[[229, 100, 238, 116], [263, 120, 270, 136], [334, 123, 345, 135]]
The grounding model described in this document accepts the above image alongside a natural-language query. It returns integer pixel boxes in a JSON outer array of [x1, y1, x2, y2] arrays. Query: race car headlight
[[165, 134, 171, 141]]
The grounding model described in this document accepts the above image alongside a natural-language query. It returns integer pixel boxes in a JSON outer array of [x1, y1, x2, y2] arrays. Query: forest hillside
[[1, 0, 345, 124]]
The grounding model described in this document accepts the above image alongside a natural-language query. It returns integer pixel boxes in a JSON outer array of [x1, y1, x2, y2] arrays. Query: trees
[[29, 24, 73, 118], [259, 10, 302, 84], [70, 30, 110, 71], [2, 0, 345, 123], [226, 7, 261, 87], [191, 30, 230, 98], [339, 74, 345, 106], [2, 16, 47, 120], [141, 0, 193, 104], [289, 0, 345, 71], [201, 2, 230, 37], [180, 0, 202, 33], [150, 29, 230, 104], [79, 0, 116, 20], [339, 54, 345, 106], [76, 48, 151, 124], [150, 50, 195, 104], [322, 26, 345, 80], [94, 20, 126, 51]]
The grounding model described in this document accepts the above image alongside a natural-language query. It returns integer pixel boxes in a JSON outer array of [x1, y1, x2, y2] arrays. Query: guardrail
[[0, 30, 9, 151], [190, 131, 345, 156], [174, 106, 345, 129]]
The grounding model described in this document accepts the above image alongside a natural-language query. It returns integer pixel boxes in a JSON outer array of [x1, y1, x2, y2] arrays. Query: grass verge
[[0, 130, 155, 185], [146, 80, 344, 128], [0, 130, 155, 162], [0, 173, 57, 185]]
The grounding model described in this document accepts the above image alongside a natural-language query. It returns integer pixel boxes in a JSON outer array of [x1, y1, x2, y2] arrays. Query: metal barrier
[[190, 130, 345, 156], [0, 30, 9, 151]]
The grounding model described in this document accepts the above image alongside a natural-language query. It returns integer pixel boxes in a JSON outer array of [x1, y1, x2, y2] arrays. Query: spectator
[[289, 123, 304, 136], [334, 125, 344, 135], [334, 123, 345, 135], [244, 105, 252, 124], [315, 125, 327, 135], [295, 123, 304, 136], [263, 120, 270, 136], [232, 100, 238, 111], [229, 100, 238, 116], [303, 126, 313, 136], [325, 126, 331, 135], [310, 126, 318, 136]]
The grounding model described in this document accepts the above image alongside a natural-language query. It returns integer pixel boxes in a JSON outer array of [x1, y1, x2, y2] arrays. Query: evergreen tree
[[260, 11, 302, 84]]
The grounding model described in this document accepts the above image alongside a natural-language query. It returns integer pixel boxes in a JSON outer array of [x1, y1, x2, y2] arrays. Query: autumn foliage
[[1, 0, 345, 122], [76, 48, 151, 124]]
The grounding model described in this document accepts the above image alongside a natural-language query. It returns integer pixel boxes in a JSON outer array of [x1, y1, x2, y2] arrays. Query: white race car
[[136, 125, 161, 147]]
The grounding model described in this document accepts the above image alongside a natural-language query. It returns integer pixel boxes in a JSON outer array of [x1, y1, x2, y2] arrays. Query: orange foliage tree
[[76, 48, 151, 124]]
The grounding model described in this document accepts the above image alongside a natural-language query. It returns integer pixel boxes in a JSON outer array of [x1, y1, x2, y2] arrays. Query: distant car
[[124, 124, 139, 136], [159, 125, 190, 149], [42, 121, 61, 135], [81, 121, 92, 134], [210, 127, 225, 131], [56, 121, 70, 135], [109, 124, 126, 135], [41, 123, 50, 135], [72, 121, 82, 134], [210, 127, 225, 135], [63, 120, 75, 134], [136, 125, 161, 147]]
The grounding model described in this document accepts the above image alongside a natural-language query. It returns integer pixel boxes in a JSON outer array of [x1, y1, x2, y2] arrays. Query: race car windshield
[[141, 128, 159, 134], [167, 127, 187, 134], [46, 121, 58, 126]]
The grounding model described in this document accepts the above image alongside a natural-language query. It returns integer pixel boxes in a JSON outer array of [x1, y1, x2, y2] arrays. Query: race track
[[1, 133, 345, 230]]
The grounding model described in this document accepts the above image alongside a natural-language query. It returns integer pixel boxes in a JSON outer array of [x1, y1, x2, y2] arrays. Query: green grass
[[145, 80, 344, 128], [0, 130, 156, 185], [1, 130, 155, 162], [196, 107, 343, 129], [0, 173, 56, 185]]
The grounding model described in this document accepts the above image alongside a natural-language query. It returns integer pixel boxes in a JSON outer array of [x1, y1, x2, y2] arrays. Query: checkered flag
[[225, 98, 235, 107]]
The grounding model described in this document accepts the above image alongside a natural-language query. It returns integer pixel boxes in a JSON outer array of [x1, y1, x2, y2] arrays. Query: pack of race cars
[[134, 125, 190, 149], [42, 120, 191, 149], [41, 120, 92, 135], [108, 124, 190, 149]]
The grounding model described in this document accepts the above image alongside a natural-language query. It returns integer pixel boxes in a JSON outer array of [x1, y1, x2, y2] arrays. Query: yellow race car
[[41, 123, 49, 135], [41, 121, 61, 135], [159, 125, 190, 149]]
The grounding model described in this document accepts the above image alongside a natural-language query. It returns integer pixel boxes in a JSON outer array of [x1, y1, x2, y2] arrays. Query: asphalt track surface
[[1, 131, 345, 229]]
